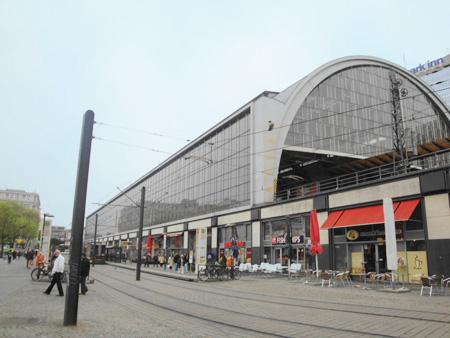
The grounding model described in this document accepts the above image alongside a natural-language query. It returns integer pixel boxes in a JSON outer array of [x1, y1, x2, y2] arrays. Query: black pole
[[40, 215, 46, 253], [136, 186, 145, 281], [92, 214, 98, 267], [64, 110, 95, 326]]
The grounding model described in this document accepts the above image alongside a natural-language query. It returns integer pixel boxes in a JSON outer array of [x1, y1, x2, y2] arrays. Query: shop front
[[323, 199, 428, 281], [218, 223, 251, 264], [166, 232, 184, 256], [147, 235, 164, 258], [262, 215, 313, 268]]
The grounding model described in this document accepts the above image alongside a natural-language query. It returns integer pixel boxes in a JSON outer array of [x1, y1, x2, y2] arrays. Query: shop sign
[[224, 241, 244, 247], [359, 229, 401, 237], [271, 235, 303, 245], [346, 230, 359, 241], [122, 242, 132, 246]]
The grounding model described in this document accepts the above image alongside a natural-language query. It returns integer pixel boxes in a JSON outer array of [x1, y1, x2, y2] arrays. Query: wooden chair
[[443, 277, 450, 296], [321, 273, 332, 288], [334, 272, 346, 286], [432, 274, 444, 292], [420, 277, 436, 297]]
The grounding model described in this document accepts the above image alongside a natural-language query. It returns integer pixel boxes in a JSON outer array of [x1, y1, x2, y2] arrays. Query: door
[[273, 248, 283, 264], [363, 243, 387, 274]]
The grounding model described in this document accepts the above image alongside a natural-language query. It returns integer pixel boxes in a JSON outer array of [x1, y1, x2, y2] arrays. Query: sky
[[1, 0, 449, 230]]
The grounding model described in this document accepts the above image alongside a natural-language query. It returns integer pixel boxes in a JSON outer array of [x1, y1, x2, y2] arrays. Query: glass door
[[273, 248, 282, 264]]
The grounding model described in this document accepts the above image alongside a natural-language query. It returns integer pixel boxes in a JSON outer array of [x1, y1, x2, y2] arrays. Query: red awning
[[166, 232, 183, 237], [394, 199, 420, 221], [320, 199, 419, 229], [320, 210, 343, 229], [150, 234, 163, 238]]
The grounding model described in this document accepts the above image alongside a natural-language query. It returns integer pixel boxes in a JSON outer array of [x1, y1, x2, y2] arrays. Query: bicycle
[[228, 265, 242, 280], [198, 264, 228, 281], [31, 263, 67, 283], [31, 263, 51, 281]]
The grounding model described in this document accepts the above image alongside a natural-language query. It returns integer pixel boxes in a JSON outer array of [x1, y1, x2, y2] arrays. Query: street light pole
[[64, 110, 95, 327], [136, 186, 145, 281], [93, 214, 98, 267]]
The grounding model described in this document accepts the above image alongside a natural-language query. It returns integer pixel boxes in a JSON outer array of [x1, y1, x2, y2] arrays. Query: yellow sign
[[122, 241, 132, 246], [16, 239, 24, 243], [346, 230, 359, 241]]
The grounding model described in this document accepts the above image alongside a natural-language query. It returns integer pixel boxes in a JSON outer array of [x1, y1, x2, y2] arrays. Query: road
[[0, 260, 449, 337]]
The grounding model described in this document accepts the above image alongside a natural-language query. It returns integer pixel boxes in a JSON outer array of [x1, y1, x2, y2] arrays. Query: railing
[[275, 149, 450, 201]]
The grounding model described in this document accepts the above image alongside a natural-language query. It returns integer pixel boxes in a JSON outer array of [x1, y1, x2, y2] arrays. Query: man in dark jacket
[[80, 253, 90, 295], [25, 249, 34, 269]]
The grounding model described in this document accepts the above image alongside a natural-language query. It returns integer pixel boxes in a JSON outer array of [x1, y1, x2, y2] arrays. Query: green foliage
[[0, 201, 40, 256]]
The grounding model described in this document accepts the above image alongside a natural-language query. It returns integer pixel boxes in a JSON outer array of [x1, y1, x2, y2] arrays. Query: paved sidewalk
[[106, 261, 197, 281], [1, 258, 449, 338]]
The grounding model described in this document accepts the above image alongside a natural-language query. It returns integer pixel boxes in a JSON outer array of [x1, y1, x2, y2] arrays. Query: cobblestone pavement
[[1, 259, 449, 338]]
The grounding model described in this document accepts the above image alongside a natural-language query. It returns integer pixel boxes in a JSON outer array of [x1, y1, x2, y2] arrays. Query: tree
[[0, 201, 40, 257]]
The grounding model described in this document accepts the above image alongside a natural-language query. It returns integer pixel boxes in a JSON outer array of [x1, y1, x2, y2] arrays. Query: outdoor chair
[[334, 272, 346, 287], [375, 273, 385, 287], [238, 263, 246, 272], [249, 264, 259, 275], [432, 274, 444, 292], [443, 277, 450, 296], [289, 263, 302, 278], [420, 277, 436, 297], [343, 270, 352, 284], [321, 273, 332, 288], [263, 264, 277, 277], [365, 272, 377, 284], [411, 273, 423, 285], [275, 263, 284, 276]]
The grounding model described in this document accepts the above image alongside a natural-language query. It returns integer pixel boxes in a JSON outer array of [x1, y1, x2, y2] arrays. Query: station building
[[86, 55, 450, 279]]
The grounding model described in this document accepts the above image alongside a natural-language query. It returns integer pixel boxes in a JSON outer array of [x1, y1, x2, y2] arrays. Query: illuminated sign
[[271, 235, 303, 245]]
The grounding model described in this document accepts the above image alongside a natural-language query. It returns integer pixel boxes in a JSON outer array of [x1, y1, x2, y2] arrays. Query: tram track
[[92, 267, 450, 337], [103, 266, 449, 324]]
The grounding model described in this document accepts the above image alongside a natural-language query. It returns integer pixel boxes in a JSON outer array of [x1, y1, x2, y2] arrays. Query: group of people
[[141, 251, 192, 273], [43, 250, 91, 297]]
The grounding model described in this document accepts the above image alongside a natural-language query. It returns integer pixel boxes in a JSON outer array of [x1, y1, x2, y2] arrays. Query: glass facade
[[286, 66, 450, 157], [86, 111, 251, 239], [420, 67, 450, 110]]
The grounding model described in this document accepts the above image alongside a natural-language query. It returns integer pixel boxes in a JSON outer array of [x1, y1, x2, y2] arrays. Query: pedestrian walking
[[158, 253, 165, 267], [152, 254, 158, 267], [43, 250, 65, 297], [184, 253, 189, 273], [144, 253, 150, 267], [25, 249, 34, 269], [179, 254, 185, 274], [7, 253, 11, 264], [167, 254, 173, 270], [80, 253, 90, 295], [173, 252, 180, 271]]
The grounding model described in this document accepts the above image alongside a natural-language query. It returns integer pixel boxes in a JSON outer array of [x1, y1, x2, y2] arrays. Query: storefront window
[[264, 223, 270, 241], [334, 244, 348, 270]]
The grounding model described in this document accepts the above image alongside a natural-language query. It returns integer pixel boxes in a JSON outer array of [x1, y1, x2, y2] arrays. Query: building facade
[[86, 55, 450, 279], [0, 189, 41, 212]]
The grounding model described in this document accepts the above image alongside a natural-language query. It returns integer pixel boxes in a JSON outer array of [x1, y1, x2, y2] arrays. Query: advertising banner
[[196, 227, 207, 265], [41, 220, 52, 262]]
